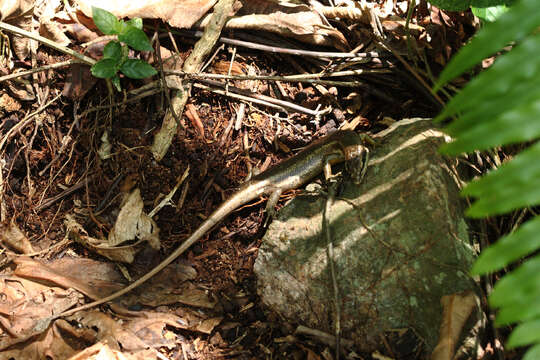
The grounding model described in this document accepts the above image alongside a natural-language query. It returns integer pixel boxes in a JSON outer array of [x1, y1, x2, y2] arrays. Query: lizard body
[[58, 130, 368, 317]]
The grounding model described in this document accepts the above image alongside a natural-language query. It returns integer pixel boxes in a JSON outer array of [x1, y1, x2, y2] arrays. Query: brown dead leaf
[[3, 75, 36, 101], [123, 279, 215, 309], [431, 291, 478, 360], [39, 20, 71, 46], [0, 320, 81, 359], [0, 93, 21, 112], [214, 0, 348, 49], [0, 221, 34, 254], [64, 22, 99, 43], [175, 307, 224, 334], [70, 311, 149, 352], [126, 312, 186, 348], [194, 317, 223, 334], [65, 188, 160, 264], [13, 257, 125, 302], [108, 189, 160, 249], [68, 342, 157, 360], [0, 274, 81, 351], [1, 0, 34, 60], [75, 0, 218, 29]]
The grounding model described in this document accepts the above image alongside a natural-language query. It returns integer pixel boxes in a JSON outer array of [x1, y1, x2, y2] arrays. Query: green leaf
[[472, 5, 509, 22], [92, 7, 120, 35], [489, 256, 540, 307], [442, 78, 540, 139], [436, 34, 540, 124], [427, 0, 470, 11], [495, 299, 540, 325], [118, 27, 153, 51], [440, 98, 540, 154], [126, 18, 143, 30], [471, 0, 511, 6], [523, 344, 540, 360], [507, 318, 540, 348], [111, 74, 122, 92], [103, 41, 122, 61], [91, 58, 120, 78], [462, 142, 540, 217], [120, 59, 157, 79], [114, 20, 129, 36], [434, 0, 540, 90], [471, 217, 540, 274]]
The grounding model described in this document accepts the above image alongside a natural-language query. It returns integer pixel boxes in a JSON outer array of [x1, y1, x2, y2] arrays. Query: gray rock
[[254, 118, 478, 352]]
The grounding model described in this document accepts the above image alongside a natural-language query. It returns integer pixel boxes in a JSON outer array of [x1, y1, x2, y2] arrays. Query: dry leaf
[[0, 221, 34, 254], [39, 20, 71, 46], [108, 188, 160, 249], [65, 189, 160, 263], [0, 274, 81, 351], [431, 292, 478, 360], [65, 214, 138, 263], [212, 0, 348, 49], [1, 0, 34, 60], [13, 257, 125, 301], [75, 0, 218, 29]]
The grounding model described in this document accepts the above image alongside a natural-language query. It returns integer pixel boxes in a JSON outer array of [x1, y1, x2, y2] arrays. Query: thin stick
[[165, 67, 390, 81], [0, 21, 95, 65], [169, 30, 383, 59], [36, 174, 96, 211], [0, 60, 83, 82], [193, 82, 330, 116]]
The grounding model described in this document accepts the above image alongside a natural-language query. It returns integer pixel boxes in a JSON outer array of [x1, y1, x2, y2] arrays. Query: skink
[[58, 130, 369, 316]]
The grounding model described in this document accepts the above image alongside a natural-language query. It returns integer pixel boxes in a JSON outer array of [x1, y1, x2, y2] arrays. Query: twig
[[154, 26, 180, 126], [193, 82, 329, 116], [0, 60, 83, 82], [35, 174, 96, 211], [295, 325, 354, 349], [170, 29, 383, 59], [0, 21, 95, 65], [0, 90, 63, 218], [197, 78, 332, 116], [78, 89, 161, 117], [375, 39, 445, 107], [165, 67, 390, 81], [149, 166, 190, 218]]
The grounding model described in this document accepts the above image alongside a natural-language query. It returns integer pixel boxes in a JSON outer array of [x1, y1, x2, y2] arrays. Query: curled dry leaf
[[1, 0, 34, 60], [39, 20, 71, 46], [203, 0, 349, 49], [108, 188, 160, 249], [0, 320, 81, 359], [0, 221, 34, 254], [13, 257, 125, 301], [65, 215, 138, 263], [65, 189, 160, 263], [431, 291, 479, 360], [75, 0, 218, 29], [0, 273, 81, 351]]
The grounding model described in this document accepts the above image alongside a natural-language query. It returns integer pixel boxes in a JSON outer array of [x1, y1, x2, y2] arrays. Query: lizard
[[56, 129, 370, 318]]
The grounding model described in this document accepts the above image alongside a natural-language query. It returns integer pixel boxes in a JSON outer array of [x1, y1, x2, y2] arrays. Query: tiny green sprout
[[90, 7, 157, 91]]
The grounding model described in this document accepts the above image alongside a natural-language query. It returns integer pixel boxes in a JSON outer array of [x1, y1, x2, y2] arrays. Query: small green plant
[[90, 7, 157, 91]]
